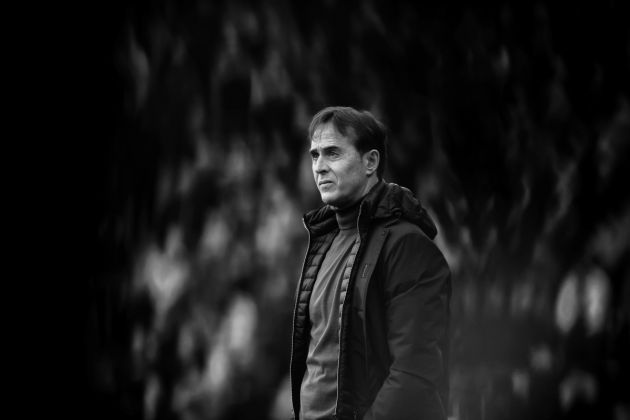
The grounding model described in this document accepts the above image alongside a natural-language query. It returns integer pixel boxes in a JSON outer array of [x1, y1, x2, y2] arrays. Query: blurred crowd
[[88, 1, 629, 419]]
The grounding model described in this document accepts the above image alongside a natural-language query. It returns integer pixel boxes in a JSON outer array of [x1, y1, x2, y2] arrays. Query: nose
[[313, 155, 328, 174]]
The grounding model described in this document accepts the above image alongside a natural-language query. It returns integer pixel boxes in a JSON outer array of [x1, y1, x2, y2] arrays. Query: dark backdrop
[[84, 1, 629, 419]]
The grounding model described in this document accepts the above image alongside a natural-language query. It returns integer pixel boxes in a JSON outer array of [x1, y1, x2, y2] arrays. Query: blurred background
[[85, 1, 630, 419]]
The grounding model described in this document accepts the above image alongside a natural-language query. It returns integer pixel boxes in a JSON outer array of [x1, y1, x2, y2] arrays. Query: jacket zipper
[[289, 217, 311, 420]]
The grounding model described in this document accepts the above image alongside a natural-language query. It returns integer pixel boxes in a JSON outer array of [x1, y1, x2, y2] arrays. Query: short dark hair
[[308, 106, 388, 179]]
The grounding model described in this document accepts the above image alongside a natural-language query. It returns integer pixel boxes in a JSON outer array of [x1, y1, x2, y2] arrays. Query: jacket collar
[[304, 180, 438, 239]]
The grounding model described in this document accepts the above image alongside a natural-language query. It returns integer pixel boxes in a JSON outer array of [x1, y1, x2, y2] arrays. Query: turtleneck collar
[[334, 200, 361, 231]]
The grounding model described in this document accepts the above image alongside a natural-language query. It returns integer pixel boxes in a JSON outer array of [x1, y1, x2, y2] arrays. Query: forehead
[[310, 123, 356, 149]]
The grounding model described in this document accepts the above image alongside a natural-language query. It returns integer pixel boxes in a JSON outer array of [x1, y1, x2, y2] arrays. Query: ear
[[363, 149, 380, 176]]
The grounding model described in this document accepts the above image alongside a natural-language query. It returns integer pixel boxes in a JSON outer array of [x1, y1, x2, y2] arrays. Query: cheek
[[340, 164, 362, 181]]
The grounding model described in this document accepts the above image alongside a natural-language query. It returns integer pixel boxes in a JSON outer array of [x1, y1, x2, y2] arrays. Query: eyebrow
[[310, 145, 341, 156]]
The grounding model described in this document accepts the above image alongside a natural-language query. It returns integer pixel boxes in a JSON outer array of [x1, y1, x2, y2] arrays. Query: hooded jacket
[[290, 180, 451, 420]]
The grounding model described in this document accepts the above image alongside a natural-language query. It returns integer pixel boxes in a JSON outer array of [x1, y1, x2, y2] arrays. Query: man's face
[[310, 122, 370, 209]]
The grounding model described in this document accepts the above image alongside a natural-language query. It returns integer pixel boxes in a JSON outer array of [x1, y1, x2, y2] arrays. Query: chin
[[320, 192, 339, 206]]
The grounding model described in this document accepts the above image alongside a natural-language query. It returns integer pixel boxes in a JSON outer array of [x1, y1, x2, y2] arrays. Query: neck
[[335, 200, 361, 230], [363, 175, 379, 197], [333, 176, 379, 229]]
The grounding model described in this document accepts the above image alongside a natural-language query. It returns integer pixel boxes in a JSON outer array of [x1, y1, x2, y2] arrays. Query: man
[[290, 106, 451, 420]]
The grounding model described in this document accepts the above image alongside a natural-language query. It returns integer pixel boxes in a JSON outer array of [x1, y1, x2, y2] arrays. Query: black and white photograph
[[84, 1, 629, 419]]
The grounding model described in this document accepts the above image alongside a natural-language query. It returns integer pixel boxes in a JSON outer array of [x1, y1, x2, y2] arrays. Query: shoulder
[[373, 218, 449, 275], [381, 219, 438, 255], [369, 219, 450, 300], [385, 219, 431, 240]]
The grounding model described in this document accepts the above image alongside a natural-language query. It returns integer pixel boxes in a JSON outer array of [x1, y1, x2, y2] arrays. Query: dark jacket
[[290, 180, 451, 420]]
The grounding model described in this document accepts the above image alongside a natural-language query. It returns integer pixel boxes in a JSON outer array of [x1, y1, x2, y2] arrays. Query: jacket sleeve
[[363, 231, 451, 420]]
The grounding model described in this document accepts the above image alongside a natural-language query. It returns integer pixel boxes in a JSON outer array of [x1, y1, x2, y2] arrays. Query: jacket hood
[[304, 180, 438, 239]]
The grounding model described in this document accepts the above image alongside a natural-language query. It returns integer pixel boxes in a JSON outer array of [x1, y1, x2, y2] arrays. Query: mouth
[[318, 180, 333, 186]]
